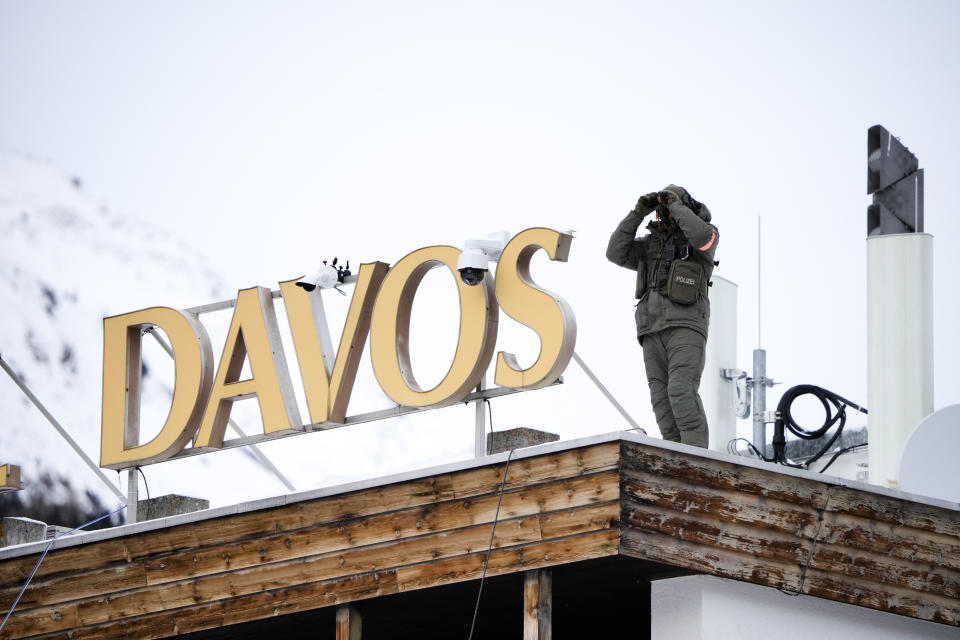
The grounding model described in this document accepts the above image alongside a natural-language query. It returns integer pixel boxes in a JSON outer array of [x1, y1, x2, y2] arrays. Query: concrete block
[[486, 428, 559, 455], [1, 517, 47, 547], [45, 526, 72, 540], [138, 494, 209, 521]]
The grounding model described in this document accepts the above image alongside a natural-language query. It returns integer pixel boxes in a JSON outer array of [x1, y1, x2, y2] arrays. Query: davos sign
[[101, 228, 576, 470]]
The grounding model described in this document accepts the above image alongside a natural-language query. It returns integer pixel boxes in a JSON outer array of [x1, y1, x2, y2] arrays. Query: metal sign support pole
[[474, 375, 487, 457], [127, 468, 139, 524], [753, 349, 767, 458]]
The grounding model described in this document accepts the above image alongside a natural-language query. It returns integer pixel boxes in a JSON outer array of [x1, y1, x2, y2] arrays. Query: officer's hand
[[634, 192, 659, 216], [657, 190, 680, 208]]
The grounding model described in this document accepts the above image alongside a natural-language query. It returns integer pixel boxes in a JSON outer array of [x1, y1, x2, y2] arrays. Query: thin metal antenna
[[758, 215, 762, 349], [753, 216, 771, 457]]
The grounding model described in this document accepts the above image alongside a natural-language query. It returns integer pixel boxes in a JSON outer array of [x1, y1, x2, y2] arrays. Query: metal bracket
[[573, 352, 646, 435], [720, 368, 745, 381]]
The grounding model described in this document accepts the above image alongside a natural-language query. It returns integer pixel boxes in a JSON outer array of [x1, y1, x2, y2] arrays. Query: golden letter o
[[370, 246, 498, 407]]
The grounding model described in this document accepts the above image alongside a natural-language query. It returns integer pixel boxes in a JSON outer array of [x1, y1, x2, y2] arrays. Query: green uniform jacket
[[606, 199, 719, 339]]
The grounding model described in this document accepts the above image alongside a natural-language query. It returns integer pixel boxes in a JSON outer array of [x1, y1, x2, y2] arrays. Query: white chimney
[[864, 125, 933, 489], [866, 233, 933, 488]]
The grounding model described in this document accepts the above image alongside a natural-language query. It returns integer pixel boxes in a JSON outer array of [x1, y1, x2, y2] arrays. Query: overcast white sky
[[2, 1, 959, 469]]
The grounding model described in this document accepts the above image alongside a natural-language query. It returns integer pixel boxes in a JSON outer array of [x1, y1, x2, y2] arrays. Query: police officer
[[606, 185, 718, 448]]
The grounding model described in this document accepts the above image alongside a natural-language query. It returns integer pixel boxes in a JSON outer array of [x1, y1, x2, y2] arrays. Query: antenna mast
[[757, 216, 762, 349], [752, 216, 772, 457]]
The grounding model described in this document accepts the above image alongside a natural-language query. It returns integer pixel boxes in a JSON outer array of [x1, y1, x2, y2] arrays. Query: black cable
[[467, 448, 514, 640], [486, 399, 494, 435], [728, 386, 867, 472], [733, 434, 866, 475], [137, 467, 151, 520], [137, 467, 150, 502], [817, 444, 867, 474], [779, 487, 832, 596], [772, 385, 867, 469], [727, 437, 766, 459]]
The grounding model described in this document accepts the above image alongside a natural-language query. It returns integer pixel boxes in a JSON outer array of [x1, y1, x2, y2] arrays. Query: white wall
[[651, 574, 956, 640], [704, 276, 737, 452]]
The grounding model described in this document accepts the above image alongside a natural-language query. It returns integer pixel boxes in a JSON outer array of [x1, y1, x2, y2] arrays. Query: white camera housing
[[295, 265, 339, 292], [456, 231, 510, 286]]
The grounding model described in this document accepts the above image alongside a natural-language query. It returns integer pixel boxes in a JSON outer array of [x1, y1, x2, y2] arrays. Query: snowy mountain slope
[[0, 150, 480, 522], [0, 149, 240, 515]]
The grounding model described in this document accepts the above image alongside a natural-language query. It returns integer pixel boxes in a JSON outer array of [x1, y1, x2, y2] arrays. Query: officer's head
[[660, 184, 711, 223]]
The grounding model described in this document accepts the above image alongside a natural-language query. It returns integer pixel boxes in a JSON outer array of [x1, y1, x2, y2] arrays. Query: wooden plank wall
[[0, 443, 619, 639], [620, 440, 960, 627]]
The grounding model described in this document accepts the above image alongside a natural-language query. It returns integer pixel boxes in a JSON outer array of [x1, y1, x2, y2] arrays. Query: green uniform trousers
[[641, 326, 709, 448]]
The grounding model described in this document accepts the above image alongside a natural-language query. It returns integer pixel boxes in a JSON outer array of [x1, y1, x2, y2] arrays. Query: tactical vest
[[635, 222, 712, 304]]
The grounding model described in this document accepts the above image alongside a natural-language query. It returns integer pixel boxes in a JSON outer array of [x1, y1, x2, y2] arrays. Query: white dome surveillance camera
[[456, 232, 510, 286], [295, 264, 339, 292], [456, 248, 489, 286]]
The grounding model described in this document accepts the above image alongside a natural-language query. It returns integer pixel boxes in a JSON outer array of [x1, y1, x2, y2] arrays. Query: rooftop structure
[[1, 432, 956, 638]]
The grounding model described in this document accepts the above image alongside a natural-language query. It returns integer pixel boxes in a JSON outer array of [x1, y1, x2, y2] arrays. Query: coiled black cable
[[771, 384, 867, 468]]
